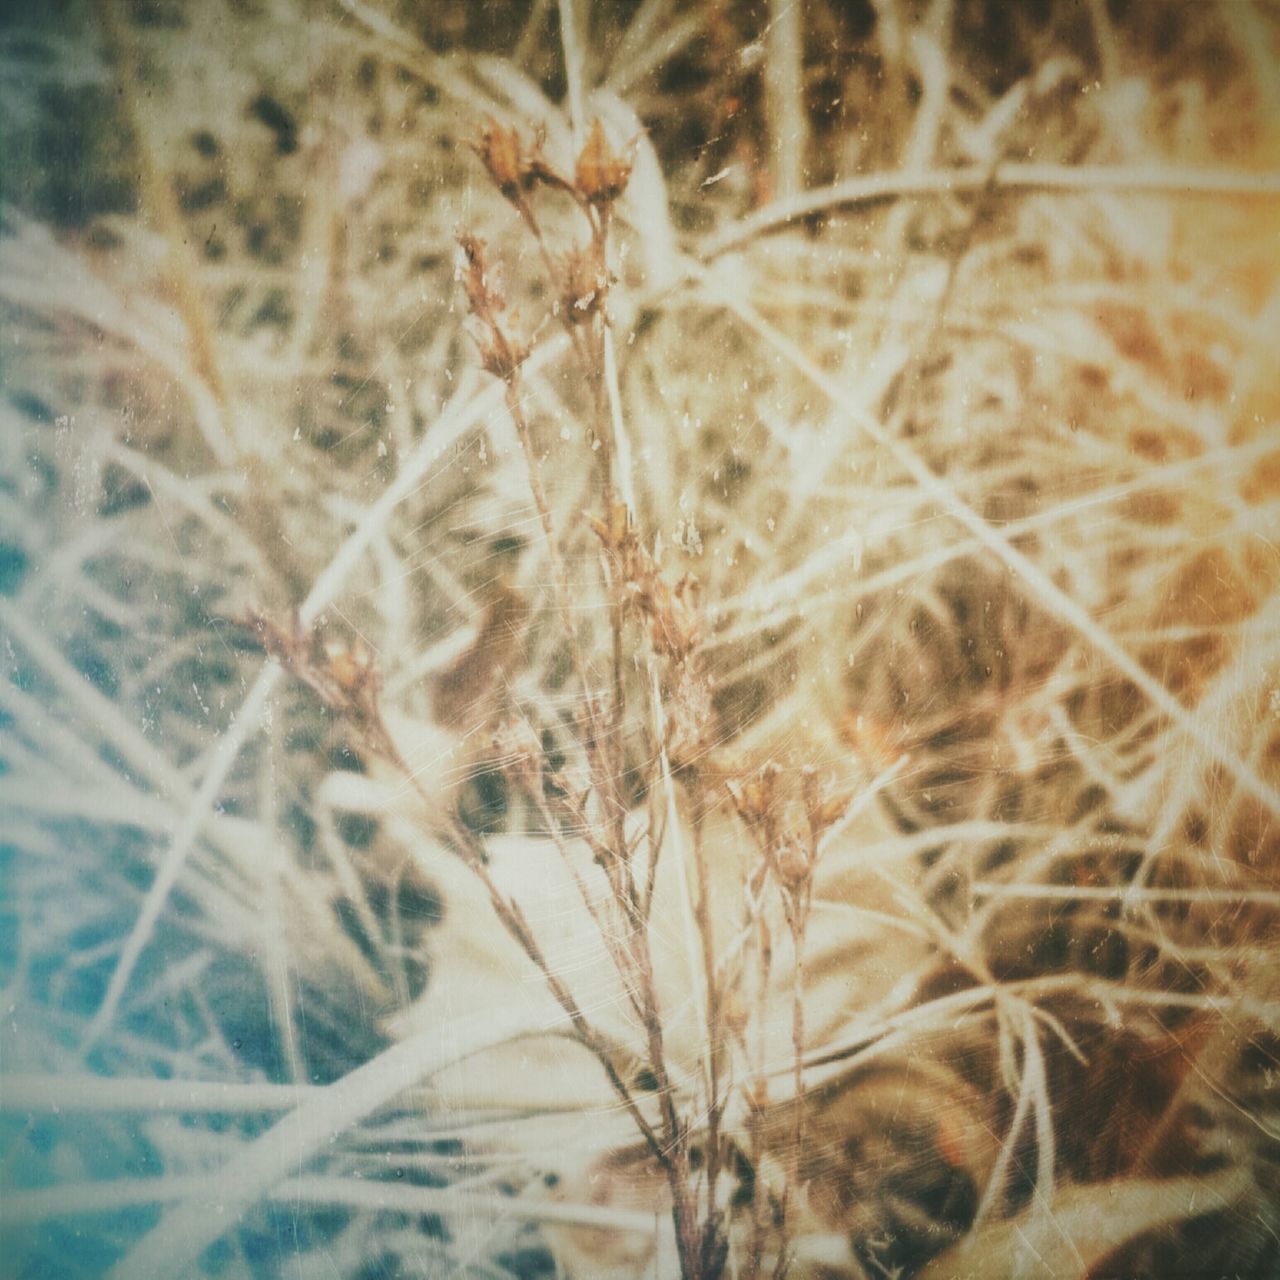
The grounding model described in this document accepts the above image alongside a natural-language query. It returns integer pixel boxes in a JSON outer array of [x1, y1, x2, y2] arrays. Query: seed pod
[[574, 118, 632, 208], [472, 118, 529, 203]]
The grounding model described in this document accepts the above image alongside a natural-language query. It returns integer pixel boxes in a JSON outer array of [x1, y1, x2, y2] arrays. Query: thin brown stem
[[743, 889, 774, 1280], [773, 928, 805, 1280], [453, 814, 671, 1171], [461, 112, 724, 1278], [691, 798, 724, 1206]]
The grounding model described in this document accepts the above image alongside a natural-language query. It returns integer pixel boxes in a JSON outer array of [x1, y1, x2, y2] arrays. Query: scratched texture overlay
[[2, 2, 1279, 1278]]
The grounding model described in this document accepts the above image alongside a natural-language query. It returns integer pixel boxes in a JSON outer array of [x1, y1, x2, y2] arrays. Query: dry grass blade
[[706, 163, 1280, 257], [104, 1011, 543, 1279], [700, 270, 1280, 817], [920, 1169, 1254, 1279]]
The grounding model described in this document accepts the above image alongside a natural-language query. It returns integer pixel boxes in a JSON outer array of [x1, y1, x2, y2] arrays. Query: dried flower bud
[[457, 234, 501, 316], [457, 235, 530, 382], [472, 119, 529, 203], [728, 761, 779, 827], [757, 761, 780, 810], [321, 637, 385, 730], [558, 242, 610, 325], [666, 665, 713, 768], [574, 118, 632, 208], [588, 499, 633, 552], [324, 636, 373, 696], [242, 610, 395, 761], [813, 789, 853, 834], [727, 777, 765, 826], [800, 764, 820, 817], [801, 766, 852, 838], [775, 835, 812, 891]]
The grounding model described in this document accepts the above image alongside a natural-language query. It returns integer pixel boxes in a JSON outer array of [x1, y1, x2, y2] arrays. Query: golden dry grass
[[2, 1, 1280, 1277]]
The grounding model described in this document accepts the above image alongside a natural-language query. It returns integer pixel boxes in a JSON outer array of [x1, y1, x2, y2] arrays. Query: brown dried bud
[[813, 790, 853, 835], [726, 778, 761, 826], [800, 764, 820, 816], [775, 835, 812, 891], [457, 235, 530, 382], [457, 234, 500, 316], [588, 499, 633, 552], [574, 118, 632, 208], [727, 762, 777, 827], [324, 636, 373, 697], [472, 119, 530, 203], [321, 637, 384, 729], [242, 610, 394, 759], [800, 766, 850, 839], [558, 242, 610, 325]]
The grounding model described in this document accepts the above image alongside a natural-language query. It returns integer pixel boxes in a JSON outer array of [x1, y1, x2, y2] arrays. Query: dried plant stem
[[705, 163, 1280, 258], [498, 370, 619, 808], [391, 752, 672, 1170], [774, 930, 806, 1280], [503, 379, 587, 670], [465, 847, 671, 1170], [743, 898, 774, 1280], [385, 661, 708, 1275], [602, 327, 638, 510], [689, 803, 726, 1253], [460, 111, 733, 1278], [765, 0, 808, 203]]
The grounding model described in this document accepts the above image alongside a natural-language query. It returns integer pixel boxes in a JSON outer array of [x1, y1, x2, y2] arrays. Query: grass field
[[3, 1, 1280, 1276]]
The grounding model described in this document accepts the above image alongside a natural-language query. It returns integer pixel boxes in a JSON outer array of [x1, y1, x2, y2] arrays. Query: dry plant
[[243, 112, 867, 1278], [3, 1, 1280, 1278]]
